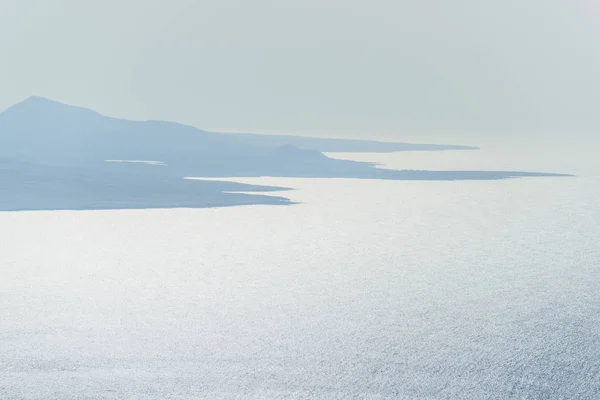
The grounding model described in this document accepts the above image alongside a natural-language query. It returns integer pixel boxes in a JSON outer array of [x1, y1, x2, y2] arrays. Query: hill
[[0, 96, 571, 211]]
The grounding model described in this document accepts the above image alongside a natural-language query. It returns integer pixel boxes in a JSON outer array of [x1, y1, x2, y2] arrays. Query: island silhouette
[[0, 96, 572, 211]]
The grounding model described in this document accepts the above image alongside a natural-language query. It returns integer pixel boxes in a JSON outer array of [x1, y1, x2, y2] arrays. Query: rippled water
[[1, 136, 599, 399]]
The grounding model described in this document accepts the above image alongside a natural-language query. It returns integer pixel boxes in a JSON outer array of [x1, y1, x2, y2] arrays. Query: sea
[[1, 134, 599, 399]]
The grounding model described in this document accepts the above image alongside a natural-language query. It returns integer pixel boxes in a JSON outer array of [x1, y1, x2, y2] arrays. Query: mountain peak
[[21, 95, 55, 103], [1, 96, 101, 118]]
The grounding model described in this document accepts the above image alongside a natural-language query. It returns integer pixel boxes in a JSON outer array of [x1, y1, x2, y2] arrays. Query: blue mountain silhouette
[[0, 96, 571, 211]]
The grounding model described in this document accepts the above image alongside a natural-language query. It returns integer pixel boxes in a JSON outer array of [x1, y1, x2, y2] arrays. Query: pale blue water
[[1, 136, 599, 399]]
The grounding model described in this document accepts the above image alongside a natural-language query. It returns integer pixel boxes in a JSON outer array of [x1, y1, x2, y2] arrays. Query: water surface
[[1, 136, 598, 399]]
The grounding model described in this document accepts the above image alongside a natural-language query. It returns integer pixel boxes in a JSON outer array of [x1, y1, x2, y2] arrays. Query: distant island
[[0, 96, 572, 211]]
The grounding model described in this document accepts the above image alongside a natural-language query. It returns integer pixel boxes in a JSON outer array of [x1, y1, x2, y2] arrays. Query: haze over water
[[1, 135, 598, 399]]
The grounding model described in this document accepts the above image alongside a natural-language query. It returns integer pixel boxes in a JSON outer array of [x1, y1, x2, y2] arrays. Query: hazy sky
[[1, 0, 599, 137]]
